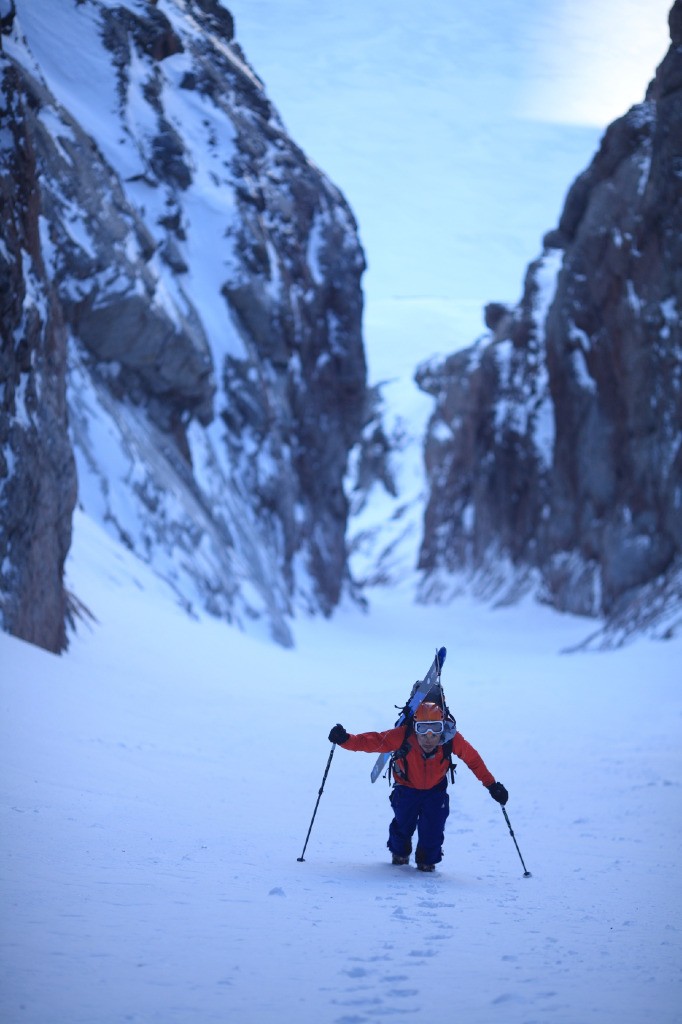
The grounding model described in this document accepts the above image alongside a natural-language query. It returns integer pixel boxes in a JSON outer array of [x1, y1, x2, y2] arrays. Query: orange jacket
[[340, 724, 495, 790]]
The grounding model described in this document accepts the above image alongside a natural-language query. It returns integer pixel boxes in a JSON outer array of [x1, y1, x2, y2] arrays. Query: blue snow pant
[[387, 779, 450, 866]]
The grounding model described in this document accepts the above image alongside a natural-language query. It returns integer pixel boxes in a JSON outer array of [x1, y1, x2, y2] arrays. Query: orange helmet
[[414, 702, 443, 722]]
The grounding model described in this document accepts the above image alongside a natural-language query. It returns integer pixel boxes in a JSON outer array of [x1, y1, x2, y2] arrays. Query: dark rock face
[[0, 0, 367, 651], [0, 63, 77, 652], [418, 3, 682, 640]]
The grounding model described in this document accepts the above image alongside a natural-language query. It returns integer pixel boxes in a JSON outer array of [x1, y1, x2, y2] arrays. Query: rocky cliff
[[417, 2, 682, 644], [0, 0, 367, 651], [0, 55, 77, 652]]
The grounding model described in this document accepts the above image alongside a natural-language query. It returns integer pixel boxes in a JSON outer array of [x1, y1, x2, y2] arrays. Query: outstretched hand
[[488, 781, 509, 805], [328, 724, 350, 745]]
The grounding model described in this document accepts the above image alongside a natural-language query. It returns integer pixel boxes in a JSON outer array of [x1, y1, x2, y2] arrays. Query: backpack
[[387, 683, 458, 786]]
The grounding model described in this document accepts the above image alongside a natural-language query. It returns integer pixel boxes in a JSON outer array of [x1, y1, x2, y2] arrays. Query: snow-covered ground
[[2, 513, 681, 1023]]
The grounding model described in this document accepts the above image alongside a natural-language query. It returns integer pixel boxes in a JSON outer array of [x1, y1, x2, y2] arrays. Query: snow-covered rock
[[0, 0, 367, 651], [417, 1, 682, 644]]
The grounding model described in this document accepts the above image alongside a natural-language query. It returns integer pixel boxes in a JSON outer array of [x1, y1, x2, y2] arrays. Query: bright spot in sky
[[519, 0, 672, 125]]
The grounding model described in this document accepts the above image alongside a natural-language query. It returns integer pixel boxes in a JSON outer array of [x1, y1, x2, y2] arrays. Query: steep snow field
[[2, 513, 681, 1023]]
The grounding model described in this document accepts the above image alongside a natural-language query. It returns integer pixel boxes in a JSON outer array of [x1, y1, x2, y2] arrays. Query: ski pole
[[297, 743, 336, 862], [501, 806, 532, 877]]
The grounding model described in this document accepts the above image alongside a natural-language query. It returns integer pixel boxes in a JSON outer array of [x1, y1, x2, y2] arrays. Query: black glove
[[328, 724, 350, 745], [488, 781, 508, 805]]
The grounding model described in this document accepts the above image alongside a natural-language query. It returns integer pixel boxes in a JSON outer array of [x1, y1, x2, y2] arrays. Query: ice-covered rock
[[0, 0, 367, 651]]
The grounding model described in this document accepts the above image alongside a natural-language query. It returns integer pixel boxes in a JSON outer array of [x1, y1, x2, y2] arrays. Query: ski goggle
[[414, 720, 444, 735]]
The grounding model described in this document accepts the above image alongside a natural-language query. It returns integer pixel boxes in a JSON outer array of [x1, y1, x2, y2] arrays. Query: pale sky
[[519, 0, 672, 125], [226, 0, 674, 363]]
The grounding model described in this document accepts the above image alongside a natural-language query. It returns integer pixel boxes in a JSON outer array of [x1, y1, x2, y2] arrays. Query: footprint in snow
[[343, 966, 371, 979], [492, 992, 525, 1005]]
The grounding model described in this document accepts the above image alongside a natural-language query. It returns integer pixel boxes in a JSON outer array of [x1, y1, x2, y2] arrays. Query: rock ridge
[[417, 2, 682, 644]]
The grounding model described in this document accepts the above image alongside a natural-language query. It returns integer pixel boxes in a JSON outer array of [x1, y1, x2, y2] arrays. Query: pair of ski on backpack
[[370, 646, 457, 785]]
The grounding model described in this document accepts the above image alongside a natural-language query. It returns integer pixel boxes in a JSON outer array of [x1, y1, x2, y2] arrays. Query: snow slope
[[2, 513, 680, 1023]]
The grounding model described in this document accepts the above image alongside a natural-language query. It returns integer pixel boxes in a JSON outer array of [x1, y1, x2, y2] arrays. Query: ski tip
[[437, 646, 446, 666]]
